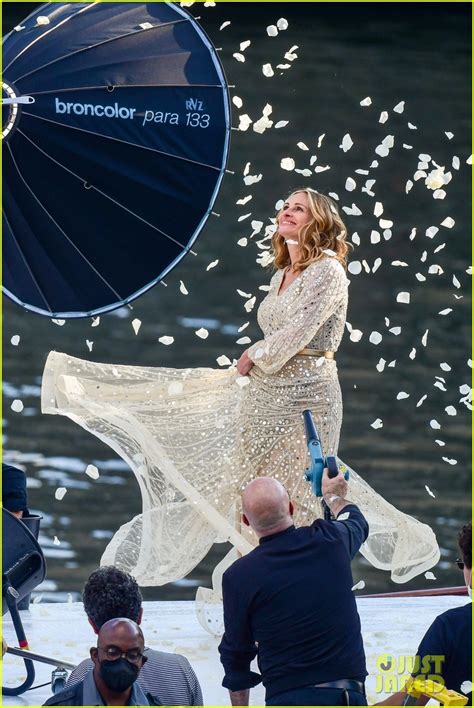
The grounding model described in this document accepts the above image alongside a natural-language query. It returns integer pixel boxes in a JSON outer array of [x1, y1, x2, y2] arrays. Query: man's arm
[[229, 689, 250, 706]]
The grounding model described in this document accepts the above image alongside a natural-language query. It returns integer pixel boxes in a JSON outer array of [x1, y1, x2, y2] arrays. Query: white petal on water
[[408, 122, 417, 129], [10, 335, 20, 346], [425, 485, 436, 498], [442, 457, 458, 465], [240, 40, 251, 51], [237, 238, 248, 247], [389, 326, 401, 335], [244, 296, 256, 312], [206, 259, 219, 271], [219, 21, 231, 30], [85, 464, 99, 480], [132, 318, 142, 334], [236, 376, 250, 388], [179, 281, 188, 295], [195, 328, 209, 339], [168, 381, 184, 396], [360, 96, 372, 106], [266, 24, 278, 36], [409, 348, 416, 359], [452, 155, 460, 170], [435, 439, 445, 446], [233, 52, 245, 63], [430, 419, 441, 430], [262, 63, 274, 77], [52, 319, 66, 326], [348, 261, 362, 275], [86, 340, 93, 352], [352, 232, 360, 246], [397, 391, 410, 400], [349, 329, 363, 342], [379, 111, 388, 124], [376, 358, 386, 372], [371, 418, 383, 429], [345, 177, 356, 191], [217, 355, 232, 367], [236, 336, 251, 345], [440, 216, 455, 229], [416, 394, 427, 407], [438, 308, 452, 316], [340, 133, 353, 152], [369, 331, 382, 345], [158, 336, 174, 345], [374, 202, 383, 217], [433, 189, 446, 200], [370, 230, 381, 244], [351, 580, 365, 591], [397, 292, 410, 304], [445, 405, 457, 416], [277, 17, 289, 30], [232, 96, 243, 109], [317, 134, 325, 148], [11, 399, 24, 413], [424, 571, 436, 580], [280, 157, 295, 171], [275, 120, 289, 129], [297, 141, 309, 151], [55, 487, 67, 501]]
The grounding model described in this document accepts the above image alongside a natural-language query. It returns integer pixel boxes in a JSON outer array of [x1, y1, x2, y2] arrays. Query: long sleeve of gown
[[247, 257, 348, 375]]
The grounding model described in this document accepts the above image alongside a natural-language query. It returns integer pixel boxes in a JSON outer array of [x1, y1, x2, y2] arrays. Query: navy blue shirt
[[414, 603, 472, 700], [219, 505, 369, 700]]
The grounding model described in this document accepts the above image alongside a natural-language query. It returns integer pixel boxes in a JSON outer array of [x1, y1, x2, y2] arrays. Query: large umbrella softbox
[[2, 2, 231, 317]]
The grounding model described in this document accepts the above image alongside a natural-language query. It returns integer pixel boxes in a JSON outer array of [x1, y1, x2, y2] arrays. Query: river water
[[3, 3, 471, 601]]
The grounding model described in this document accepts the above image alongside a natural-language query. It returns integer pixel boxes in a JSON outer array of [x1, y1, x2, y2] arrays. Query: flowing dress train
[[41, 256, 440, 597]]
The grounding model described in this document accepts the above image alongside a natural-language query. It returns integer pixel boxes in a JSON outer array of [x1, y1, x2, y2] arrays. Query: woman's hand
[[236, 350, 254, 376]]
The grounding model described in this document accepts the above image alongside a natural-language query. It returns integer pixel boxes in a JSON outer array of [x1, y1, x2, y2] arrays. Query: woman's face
[[278, 192, 312, 241]]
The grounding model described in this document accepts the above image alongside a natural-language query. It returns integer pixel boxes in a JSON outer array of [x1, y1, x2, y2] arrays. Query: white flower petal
[[371, 418, 383, 429], [348, 261, 362, 275], [360, 97, 372, 106], [55, 487, 67, 500], [340, 134, 353, 152], [275, 120, 289, 129], [408, 122, 417, 129], [277, 17, 289, 30], [442, 457, 458, 465], [416, 394, 427, 407], [233, 52, 245, 63], [206, 259, 219, 271], [232, 96, 243, 109], [351, 233, 360, 246], [421, 330, 429, 346], [374, 202, 383, 217], [219, 21, 231, 30], [460, 682, 472, 695], [52, 319, 66, 326], [280, 157, 295, 171], [244, 173, 263, 186], [445, 131, 454, 139], [244, 296, 257, 312], [179, 281, 188, 295], [369, 331, 383, 345], [91, 317, 100, 327], [409, 348, 416, 359], [266, 24, 278, 36], [397, 391, 410, 400], [433, 189, 446, 200], [217, 355, 232, 367], [445, 405, 457, 416], [240, 40, 251, 51], [430, 419, 441, 430], [236, 376, 250, 388], [11, 399, 24, 413], [85, 465, 99, 480], [397, 292, 410, 304], [393, 100, 405, 113], [317, 134, 325, 148], [10, 335, 20, 346], [389, 326, 401, 335], [345, 177, 356, 192], [379, 111, 388, 124], [236, 336, 251, 345], [370, 230, 381, 244], [86, 340, 93, 352], [438, 308, 452, 316], [424, 571, 436, 580], [158, 336, 174, 345], [195, 328, 209, 339], [349, 329, 363, 342], [262, 63, 274, 77], [351, 580, 366, 591], [376, 358, 386, 372], [452, 156, 460, 170], [53, 536, 61, 545]]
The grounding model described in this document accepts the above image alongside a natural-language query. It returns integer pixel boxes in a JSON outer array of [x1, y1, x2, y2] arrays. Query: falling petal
[[317, 134, 325, 148], [266, 24, 278, 36], [53, 536, 61, 545], [52, 319, 66, 326], [237, 238, 248, 247], [424, 571, 436, 580], [392, 261, 408, 267], [10, 335, 20, 346], [233, 52, 245, 63], [409, 348, 416, 359], [374, 202, 383, 217], [424, 485, 435, 498], [132, 318, 142, 334], [236, 336, 251, 345], [371, 418, 383, 429], [217, 355, 232, 367], [379, 219, 393, 229], [421, 330, 429, 346], [85, 464, 99, 480], [442, 457, 458, 465], [416, 395, 427, 407], [277, 17, 289, 30], [244, 173, 263, 185], [441, 217, 455, 229], [206, 259, 219, 271], [275, 120, 289, 129], [195, 328, 209, 339], [348, 261, 362, 275], [262, 63, 274, 77], [435, 439, 445, 446], [430, 419, 441, 430], [351, 580, 366, 591], [445, 405, 457, 416], [158, 336, 174, 345], [438, 308, 452, 316], [349, 329, 363, 342], [345, 177, 356, 192], [389, 326, 401, 335], [240, 40, 251, 51], [433, 189, 446, 200], [467, 154, 473, 164], [452, 156, 460, 170], [36, 15, 51, 25], [11, 399, 24, 413], [232, 96, 243, 109], [280, 157, 295, 171], [86, 340, 93, 352], [408, 122, 417, 129], [352, 233, 360, 246], [244, 296, 257, 312], [237, 213, 251, 222], [238, 114, 252, 131], [379, 111, 388, 124], [397, 391, 410, 400], [370, 231, 381, 244], [396, 292, 410, 304], [55, 487, 67, 500], [236, 195, 252, 206], [393, 100, 405, 113], [340, 134, 353, 152], [369, 331, 382, 345], [461, 682, 473, 695], [314, 165, 331, 173], [91, 317, 100, 327], [219, 21, 231, 30], [403, 144, 413, 150], [360, 97, 372, 106], [376, 358, 386, 372]]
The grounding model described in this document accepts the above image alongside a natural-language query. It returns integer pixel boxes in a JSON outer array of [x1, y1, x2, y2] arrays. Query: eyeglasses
[[98, 645, 143, 663], [455, 558, 465, 571]]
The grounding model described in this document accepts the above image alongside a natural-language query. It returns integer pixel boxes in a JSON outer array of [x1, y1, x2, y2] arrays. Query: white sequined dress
[[41, 256, 439, 591]]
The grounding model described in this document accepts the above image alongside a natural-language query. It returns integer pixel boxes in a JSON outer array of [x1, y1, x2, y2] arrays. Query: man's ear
[[242, 514, 250, 527], [137, 607, 143, 625], [289, 501, 294, 517], [90, 647, 98, 664], [88, 616, 99, 635]]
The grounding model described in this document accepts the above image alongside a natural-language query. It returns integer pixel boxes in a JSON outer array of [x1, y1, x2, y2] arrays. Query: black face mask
[[99, 658, 140, 693]]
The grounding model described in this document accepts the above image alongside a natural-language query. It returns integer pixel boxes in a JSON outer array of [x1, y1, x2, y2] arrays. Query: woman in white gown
[[41, 188, 439, 600]]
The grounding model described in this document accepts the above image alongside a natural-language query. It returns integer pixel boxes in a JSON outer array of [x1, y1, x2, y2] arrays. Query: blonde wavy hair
[[272, 188, 350, 271]]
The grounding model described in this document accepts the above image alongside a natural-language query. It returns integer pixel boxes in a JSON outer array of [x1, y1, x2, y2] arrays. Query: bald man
[[219, 471, 369, 707], [44, 618, 160, 705]]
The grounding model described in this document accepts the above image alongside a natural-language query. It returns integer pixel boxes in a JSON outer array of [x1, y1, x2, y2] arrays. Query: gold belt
[[297, 348, 336, 359]]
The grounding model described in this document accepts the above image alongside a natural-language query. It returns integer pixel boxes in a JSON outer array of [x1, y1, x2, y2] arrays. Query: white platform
[[2, 597, 467, 706]]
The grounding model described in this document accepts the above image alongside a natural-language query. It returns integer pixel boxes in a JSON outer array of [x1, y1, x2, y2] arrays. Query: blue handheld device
[[302, 409, 349, 497]]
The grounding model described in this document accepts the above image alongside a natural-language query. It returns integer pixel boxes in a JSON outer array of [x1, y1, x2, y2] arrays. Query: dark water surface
[[3, 3, 471, 601]]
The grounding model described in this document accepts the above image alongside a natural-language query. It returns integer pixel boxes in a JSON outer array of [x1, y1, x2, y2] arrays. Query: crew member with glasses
[[44, 618, 162, 705]]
